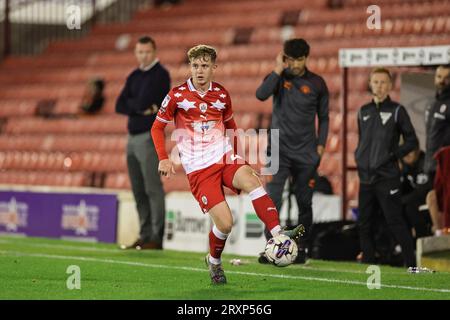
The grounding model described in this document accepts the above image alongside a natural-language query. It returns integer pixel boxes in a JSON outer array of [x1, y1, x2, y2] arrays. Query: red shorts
[[187, 152, 247, 213]]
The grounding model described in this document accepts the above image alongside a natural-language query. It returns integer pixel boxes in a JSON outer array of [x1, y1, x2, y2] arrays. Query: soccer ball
[[264, 234, 298, 267]]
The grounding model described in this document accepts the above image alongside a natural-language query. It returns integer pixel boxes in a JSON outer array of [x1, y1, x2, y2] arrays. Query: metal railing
[[0, 0, 151, 59]]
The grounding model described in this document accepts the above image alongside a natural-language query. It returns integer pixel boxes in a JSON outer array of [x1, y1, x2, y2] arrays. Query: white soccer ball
[[264, 234, 298, 267]]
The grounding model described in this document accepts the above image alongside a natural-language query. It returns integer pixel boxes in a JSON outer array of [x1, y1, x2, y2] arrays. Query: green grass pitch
[[0, 235, 449, 300]]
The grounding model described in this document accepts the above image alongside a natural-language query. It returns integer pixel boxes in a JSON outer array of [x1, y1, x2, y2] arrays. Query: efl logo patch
[[440, 104, 447, 113], [300, 85, 311, 94], [160, 94, 170, 113]]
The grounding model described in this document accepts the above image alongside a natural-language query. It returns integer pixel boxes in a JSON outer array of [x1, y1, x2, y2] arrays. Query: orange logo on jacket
[[300, 85, 311, 94], [283, 81, 292, 90]]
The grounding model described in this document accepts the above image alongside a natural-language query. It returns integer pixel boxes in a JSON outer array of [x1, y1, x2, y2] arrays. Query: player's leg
[[187, 164, 231, 284], [265, 161, 291, 240], [376, 179, 416, 267], [291, 165, 315, 239], [126, 136, 153, 247], [206, 201, 233, 285], [230, 164, 304, 240], [427, 189, 442, 234], [358, 183, 379, 264], [140, 136, 166, 248]]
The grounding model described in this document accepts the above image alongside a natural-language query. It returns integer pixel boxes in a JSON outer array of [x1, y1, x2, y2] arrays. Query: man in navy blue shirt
[[116, 36, 171, 250]]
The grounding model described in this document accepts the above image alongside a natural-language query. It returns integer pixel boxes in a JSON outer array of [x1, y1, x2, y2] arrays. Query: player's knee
[[426, 189, 436, 204], [217, 224, 232, 235], [241, 172, 262, 192]]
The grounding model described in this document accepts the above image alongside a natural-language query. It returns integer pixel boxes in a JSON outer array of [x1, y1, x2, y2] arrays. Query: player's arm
[[317, 78, 330, 158], [394, 105, 419, 159], [151, 121, 175, 178], [150, 92, 176, 178]]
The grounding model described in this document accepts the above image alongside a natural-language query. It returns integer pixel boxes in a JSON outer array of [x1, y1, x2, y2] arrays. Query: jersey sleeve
[[223, 91, 234, 123], [156, 90, 177, 124]]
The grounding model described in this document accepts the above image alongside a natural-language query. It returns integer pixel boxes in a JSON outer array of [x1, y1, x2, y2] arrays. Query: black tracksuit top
[[424, 85, 450, 174], [355, 96, 419, 184], [256, 68, 329, 166]]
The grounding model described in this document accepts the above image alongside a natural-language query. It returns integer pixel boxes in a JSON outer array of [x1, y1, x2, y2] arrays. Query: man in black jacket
[[424, 64, 450, 232], [355, 67, 418, 267], [256, 38, 329, 264], [116, 36, 170, 250], [400, 148, 433, 239]]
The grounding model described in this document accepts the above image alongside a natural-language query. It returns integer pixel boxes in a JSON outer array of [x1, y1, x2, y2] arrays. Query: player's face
[[434, 66, 450, 91], [369, 72, 392, 100], [190, 56, 216, 89], [135, 43, 156, 68], [285, 55, 307, 76]]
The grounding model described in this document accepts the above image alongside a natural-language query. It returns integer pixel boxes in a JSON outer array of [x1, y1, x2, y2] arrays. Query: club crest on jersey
[[201, 196, 208, 205], [283, 81, 292, 90], [440, 104, 447, 113], [199, 103, 208, 113]]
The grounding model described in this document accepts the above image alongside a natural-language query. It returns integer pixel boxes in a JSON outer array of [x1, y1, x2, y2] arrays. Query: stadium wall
[[0, 185, 341, 255]]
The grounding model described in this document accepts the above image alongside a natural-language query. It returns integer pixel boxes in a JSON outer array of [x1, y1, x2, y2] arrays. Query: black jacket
[[424, 85, 450, 174], [355, 96, 419, 184], [400, 151, 431, 205], [116, 62, 171, 135]]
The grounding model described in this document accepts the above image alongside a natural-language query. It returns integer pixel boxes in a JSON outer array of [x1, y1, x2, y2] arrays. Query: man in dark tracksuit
[[116, 36, 170, 250], [400, 149, 433, 239], [424, 65, 450, 176], [256, 39, 329, 263], [356, 68, 418, 267], [424, 64, 450, 231]]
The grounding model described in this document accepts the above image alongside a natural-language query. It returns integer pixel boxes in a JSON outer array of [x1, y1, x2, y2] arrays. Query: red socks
[[249, 186, 281, 235], [209, 225, 228, 263]]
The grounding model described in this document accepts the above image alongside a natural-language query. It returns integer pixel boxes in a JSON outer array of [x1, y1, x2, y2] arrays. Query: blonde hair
[[187, 45, 217, 63], [369, 67, 392, 81]]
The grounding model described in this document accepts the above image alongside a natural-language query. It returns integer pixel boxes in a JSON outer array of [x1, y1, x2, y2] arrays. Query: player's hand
[[263, 174, 273, 184], [158, 159, 176, 178], [143, 104, 159, 115], [317, 145, 325, 158], [274, 52, 286, 75]]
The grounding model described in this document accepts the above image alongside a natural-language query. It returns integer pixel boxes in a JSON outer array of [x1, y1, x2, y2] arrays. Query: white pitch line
[[0, 238, 407, 275], [0, 239, 120, 253], [1, 250, 449, 294], [0, 238, 444, 276]]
